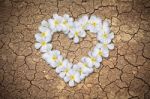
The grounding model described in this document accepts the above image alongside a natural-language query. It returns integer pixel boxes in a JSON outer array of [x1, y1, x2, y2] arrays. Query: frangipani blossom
[[73, 64, 88, 80], [35, 34, 52, 52], [88, 51, 102, 68], [99, 19, 110, 34], [59, 60, 72, 78], [97, 32, 114, 43], [48, 14, 62, 32], [64, 69, 81, 87], [97, 20, 114, 43], [55, 56, 65, 73], [92, 46, 109, 60], [78, 15, 89, 30], [42, 50, 61, 68], [68, 22, 86, 43], [36, 29, 52, 42], [61, 14, 74, 34], [79, 57, 94, 74], [87, 15, 102, 33]]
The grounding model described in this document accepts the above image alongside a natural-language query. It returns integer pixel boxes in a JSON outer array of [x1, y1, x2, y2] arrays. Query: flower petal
[[68, 32, 74, 38], [56, 67, 63, 73], [73, 36, 79, 43], [75, 73, 80, 83], [40, 46, 47, 52], [35, 33, 42, 42], [35, 43, 41, 49], [94, 62, 100, 68], [59, 72, 66, 78], [39, 26, 49, 32], [41, 20, 49, 27], [79, 31, 86, 37], [108, 44, 114, 50], [64, 76, 70, 82], [69, 80, 75, 87]]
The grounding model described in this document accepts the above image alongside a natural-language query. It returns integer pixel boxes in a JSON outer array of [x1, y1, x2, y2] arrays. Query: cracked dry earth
[[0, 0, 150, 99]]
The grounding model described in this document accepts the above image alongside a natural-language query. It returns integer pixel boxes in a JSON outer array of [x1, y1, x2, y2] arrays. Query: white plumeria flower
[[92, 46, 109, 61], [87, 15, 102, 33], [96, 43, 114, 52], [35, 34, 52, 52], [97, 20, 114, 43], [61, 14, 74, 34], [42, 50, 61, 68], [48, 14, 62, 32], [78, 57, 94, 74], [68, 22, 86, 43], [36, 28, 52, 42], [73, 64, 88, 80], [55, 56, 65, 73], [64, 69, 81, 87], [97, 32, 114, 43], [59, 60, 72, 78], [78, 15, 89, 30], [99, 19, 111, 33], [88, 51, 102, 68]]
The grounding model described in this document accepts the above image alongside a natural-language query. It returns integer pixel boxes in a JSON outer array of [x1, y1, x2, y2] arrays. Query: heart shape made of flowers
[[35, 14, 114, 87]]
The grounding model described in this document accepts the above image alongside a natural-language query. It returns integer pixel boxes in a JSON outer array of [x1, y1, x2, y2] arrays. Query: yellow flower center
[[98, 50, 103, 56], [93, 22, 97, 27], [75, 31, 79, 36], [79, 69, 83, 75], [91, 57, 96, 62], [41, 32, 47, 37], [70, 75, 75, 80], [83, 63, 88, 67], [69, 25, 73, 29], [41, 41, 46, 46], [58, 61, 63, 66], [103, 33, 108, 39], [63, 20, 67, 25], [103, 43, 107, 48], [54, 20, 59, 26], [52, 55, 57, 61], [65, 68, 69, 73]]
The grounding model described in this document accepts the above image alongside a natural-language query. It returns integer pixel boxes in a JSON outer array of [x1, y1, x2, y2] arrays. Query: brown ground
[[0, 0, 150, 99]]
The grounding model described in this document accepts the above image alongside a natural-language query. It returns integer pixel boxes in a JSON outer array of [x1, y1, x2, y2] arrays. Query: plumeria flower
[[78, 15, 89, 30], [78, 57, 94, 74], [42, 50, 61, 68], [64, 69, 81, 87], [59, 60, 72, 78], [73, 64, 88, 80], [97, 19, 114, 43], [96, 43, 114, 52], [88, 51, 102, 68], [87, 15, 102, 33], [100, 19, 111, 33], [55, 56, 65, 73], [35, 34, 52, 52], [36, 28, 52, 42], [61, 14, 74, 34], [97, 32, 114, 43], [68, 22, 86, 43], [48, 14, 62, 32], [92, 46, 109, 61]]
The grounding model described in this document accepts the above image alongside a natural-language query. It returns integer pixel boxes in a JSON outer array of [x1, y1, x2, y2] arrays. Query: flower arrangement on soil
[[35, 14, 114, 87]]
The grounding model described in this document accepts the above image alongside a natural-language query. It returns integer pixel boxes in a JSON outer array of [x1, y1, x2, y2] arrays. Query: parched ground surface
[[0, 0, 150, 99]]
